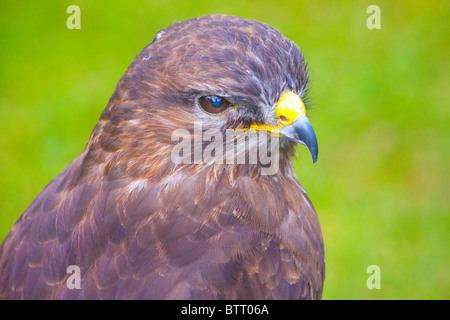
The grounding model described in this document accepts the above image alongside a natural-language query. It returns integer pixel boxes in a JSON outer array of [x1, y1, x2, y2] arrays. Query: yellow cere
[[247, 91, 305, 133], [275, 91, 306, 125]]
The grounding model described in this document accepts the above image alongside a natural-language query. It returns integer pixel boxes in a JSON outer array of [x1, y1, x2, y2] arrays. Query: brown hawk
[[0, 14, 324, 299]]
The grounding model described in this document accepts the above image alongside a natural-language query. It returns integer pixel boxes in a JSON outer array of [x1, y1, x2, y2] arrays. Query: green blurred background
[[0, 0, 448, 299]]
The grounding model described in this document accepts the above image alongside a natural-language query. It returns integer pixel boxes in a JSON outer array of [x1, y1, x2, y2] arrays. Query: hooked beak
[[276, 91, 318, 163], [247, 91, 318, 163], [279, 115, 318, 163]]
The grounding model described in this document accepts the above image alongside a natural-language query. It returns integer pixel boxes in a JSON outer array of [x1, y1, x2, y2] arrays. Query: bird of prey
[[0, 14, 324, 299]]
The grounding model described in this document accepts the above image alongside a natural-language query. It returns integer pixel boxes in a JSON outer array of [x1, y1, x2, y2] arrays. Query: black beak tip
[[280, 116, 319, 164], [304, 136, 318, 163], [310, 147, 318, 163], [311, 149, 319, 163]]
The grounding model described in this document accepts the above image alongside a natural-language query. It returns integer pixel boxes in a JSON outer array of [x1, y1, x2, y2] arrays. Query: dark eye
[[198, 95, 232, 114]]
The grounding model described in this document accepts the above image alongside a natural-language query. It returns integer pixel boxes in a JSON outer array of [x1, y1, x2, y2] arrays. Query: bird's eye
[[198, 96, 233, 115]]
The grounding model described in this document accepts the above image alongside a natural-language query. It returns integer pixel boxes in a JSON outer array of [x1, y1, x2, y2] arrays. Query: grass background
[[0, 0, 448, 299]]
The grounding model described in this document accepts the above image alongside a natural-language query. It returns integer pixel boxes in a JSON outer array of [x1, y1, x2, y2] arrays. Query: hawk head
[[83, 14, 317, 183]]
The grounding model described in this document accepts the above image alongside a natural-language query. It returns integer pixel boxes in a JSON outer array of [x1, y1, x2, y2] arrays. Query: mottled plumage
[[0, 14, 324, 299]]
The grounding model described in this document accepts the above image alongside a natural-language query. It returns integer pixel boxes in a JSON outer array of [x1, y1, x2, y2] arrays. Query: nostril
[[279, 116, 288, 123]]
